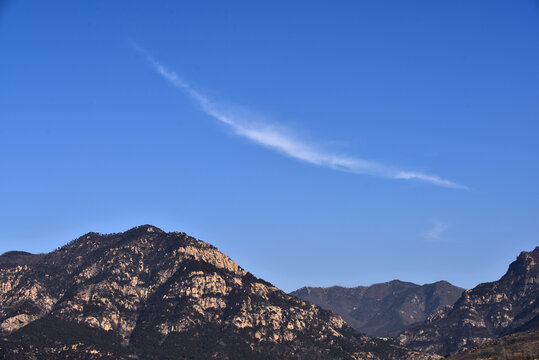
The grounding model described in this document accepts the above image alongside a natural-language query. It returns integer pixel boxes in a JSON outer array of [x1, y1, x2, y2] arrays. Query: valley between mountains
[[0, 225, 536, 359]]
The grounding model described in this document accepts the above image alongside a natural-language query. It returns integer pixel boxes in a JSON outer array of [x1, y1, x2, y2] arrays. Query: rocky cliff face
[[395, 247, 538, 355], [291, 280, 464, 337], [0, 225, 438, 360]]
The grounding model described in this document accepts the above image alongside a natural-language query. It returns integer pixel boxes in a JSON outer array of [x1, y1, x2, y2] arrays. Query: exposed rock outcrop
[[395, 247, 538, 355], [0, 225, 439, 359]]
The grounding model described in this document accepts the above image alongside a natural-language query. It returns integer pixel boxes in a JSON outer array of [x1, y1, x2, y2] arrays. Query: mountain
[[446, 328, 539, 360], [0, 251, 45, 267], [0, 225, 438, 360], [395, 247, 539, 355], [290, 280, 464, 337]]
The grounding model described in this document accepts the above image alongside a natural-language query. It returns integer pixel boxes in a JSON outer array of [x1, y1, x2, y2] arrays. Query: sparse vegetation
[[446, 329, 539, 360], [0, 225, 440, 360]]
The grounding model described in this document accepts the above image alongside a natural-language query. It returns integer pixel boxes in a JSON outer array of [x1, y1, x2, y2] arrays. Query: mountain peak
[[396, 246, 539, 355], [124, 224, 165, 235], [291, 279, 463, 337], [0, 227, 438, 360], [0, 250, 45, 267]]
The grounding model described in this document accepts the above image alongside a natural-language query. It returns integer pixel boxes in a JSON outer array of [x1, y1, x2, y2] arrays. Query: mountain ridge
[[291, 279, 464, 337], [395, 246, 538, 355], [0, 225, 437, 360]]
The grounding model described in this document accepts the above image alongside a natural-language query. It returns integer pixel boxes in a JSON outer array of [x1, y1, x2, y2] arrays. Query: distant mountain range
[[395, 246, 538, 355], [293, 246, 538, 357], [0, 225, 536, 359], [290, 280, 464, 337], [0, 225, 436, 360]]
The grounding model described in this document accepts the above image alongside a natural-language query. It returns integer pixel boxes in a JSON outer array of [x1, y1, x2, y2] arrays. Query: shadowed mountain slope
[[446, 328, 539, 360], [395, 247, 538, 355], [291, 280, 464, 337], [0, 251, 45, 268], [0, 225, 438, 360]]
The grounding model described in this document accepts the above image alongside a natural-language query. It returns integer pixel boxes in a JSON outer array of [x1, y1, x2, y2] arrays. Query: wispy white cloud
[[133, 44, 467, 189], [425, 219, 449, 240]]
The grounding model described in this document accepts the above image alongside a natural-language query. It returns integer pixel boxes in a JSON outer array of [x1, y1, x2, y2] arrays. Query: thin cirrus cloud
[[133, 44, 467, 189], [425, 219, 449, 240]]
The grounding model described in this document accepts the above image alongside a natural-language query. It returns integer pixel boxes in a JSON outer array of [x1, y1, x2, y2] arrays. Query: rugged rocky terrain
[[446, 328, 539, 360], [291, 280, 463, 337], [0, 225, 438, 360], [395, 247, 538, 356]]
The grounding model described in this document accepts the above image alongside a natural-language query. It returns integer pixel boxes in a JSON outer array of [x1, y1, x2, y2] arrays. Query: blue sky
[[1, 1, 538, 292]]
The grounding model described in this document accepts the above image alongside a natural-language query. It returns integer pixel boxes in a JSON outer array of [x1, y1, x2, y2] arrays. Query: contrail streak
[[133, 44, 467, 189]]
